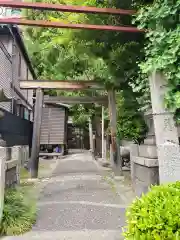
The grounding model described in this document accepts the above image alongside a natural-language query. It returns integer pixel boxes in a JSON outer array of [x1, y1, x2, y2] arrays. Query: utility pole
[[108, 89, 122, 175], [30, 88, 43, 178]]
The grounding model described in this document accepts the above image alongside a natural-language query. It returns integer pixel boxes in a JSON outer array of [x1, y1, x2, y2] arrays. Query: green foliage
[[134, 0, 180, 114], [24, 0, 143, 82], [124, 181, 180, 239], [25, 0, 147, 137], [174, 108, 180, 125], [130, 72, 151, 112], [116, 91, 147, 142], [0, 187, 37, 236]]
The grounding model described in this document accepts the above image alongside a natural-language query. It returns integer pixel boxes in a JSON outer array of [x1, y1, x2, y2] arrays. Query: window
[[28, 110, 31, 121], [16, 105, 20, 116], [24, 108, 29, 120], [12, 100, 17, 115], [20, 105, 24, 118]]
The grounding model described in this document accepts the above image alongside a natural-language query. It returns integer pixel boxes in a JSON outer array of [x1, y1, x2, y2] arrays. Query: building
[[40, 96, 69, 154], [0, 25, 35, 120], [0, 25, 35, 147]]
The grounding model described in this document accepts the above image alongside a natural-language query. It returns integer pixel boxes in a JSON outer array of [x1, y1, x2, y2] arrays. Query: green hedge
[[124, 182, 180, 239]]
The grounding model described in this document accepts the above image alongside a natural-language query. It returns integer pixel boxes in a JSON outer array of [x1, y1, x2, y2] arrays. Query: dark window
[[24, 108, 30, 120], [28, 110, 31, 121], [12, 100, 17, 115], [20, 105, 24, 118], [16, 105, 20, 116]]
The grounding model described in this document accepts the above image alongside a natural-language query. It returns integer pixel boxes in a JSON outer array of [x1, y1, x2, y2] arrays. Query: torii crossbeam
[[0, 1, 135, 15], [20, 80, 103, 90], [0, 18, 143, 32], [0, 1, 143, 32], [44, 96, 108, 105]]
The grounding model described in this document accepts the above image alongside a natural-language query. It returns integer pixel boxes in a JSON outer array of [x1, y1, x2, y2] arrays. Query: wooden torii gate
[[0, 1, 143, 178], [0, 1, 142, 32], [20, 80, 109, 177], [44, 95, 108, 158]]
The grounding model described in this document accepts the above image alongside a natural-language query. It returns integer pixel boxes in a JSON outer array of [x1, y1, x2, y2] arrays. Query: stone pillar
[[149, 72, 180, 183], [0, 147, 6, 222], [21, 146, 25, 165], [11, 146, 22, 185], [24, 146, 29, 164]]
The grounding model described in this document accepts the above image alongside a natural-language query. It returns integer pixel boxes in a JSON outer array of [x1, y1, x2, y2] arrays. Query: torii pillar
[[30, 88, 43, 178], [108, 89, 122, 175]]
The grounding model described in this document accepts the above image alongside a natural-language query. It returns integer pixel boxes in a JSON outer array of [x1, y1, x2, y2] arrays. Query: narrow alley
[[4, 151, 133, 240]]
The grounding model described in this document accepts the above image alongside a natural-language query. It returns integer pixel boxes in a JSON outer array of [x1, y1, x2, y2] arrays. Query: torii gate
[[20, 80, 109, 177], [0, 1, 143, 178], [43, 94, 108, 157]]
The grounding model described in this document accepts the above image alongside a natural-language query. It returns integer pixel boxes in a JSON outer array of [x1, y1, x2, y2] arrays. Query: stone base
[[132, 161, 159, 197], [144, 137, 156, 145], [139, 145, 157, 159]]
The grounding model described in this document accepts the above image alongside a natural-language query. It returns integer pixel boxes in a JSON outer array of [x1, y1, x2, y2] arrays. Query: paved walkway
[[5, 151, 134, 240]]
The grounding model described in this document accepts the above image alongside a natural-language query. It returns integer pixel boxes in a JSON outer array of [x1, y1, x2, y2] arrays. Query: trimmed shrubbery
[[0, 186, 37, 236], [124, 182, 180, 239]]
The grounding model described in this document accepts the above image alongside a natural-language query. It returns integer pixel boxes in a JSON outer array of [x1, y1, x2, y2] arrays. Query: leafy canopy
[[24, 0, 147, 139], [133, 0, 180, 122]]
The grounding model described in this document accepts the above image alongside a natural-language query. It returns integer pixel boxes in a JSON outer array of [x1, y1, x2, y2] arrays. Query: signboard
[[0, 7, 21, 18]]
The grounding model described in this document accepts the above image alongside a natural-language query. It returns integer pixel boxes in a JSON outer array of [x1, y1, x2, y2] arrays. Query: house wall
[[13, 36, 33, 119], [40, 105, 66, 145], [0, 34, 12, 111], [27, 70, 34, 121], [0, 31, 34, 120], [0, 107, 33, 147]]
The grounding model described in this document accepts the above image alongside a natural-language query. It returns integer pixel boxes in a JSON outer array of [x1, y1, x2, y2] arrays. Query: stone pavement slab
[[3, 151, 133, 240], [33, 203, 125, 231], [4, 230, 122, 240]]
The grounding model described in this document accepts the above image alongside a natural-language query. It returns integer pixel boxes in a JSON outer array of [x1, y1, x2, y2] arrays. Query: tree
[[24, 0, 147, 140], [133, 0, 180, 123]]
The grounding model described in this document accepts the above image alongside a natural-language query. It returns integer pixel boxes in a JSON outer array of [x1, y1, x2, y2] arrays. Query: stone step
[[138, 145, 157, 159]]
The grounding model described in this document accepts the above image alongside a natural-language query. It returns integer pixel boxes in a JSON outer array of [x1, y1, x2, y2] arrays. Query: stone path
[[4, 151, 134, 240]]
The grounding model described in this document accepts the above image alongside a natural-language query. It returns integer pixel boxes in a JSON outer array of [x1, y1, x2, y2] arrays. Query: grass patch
[[20, 167, 30, 180], [20, 162, 49, 181], [0, 186, 37, 236]]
